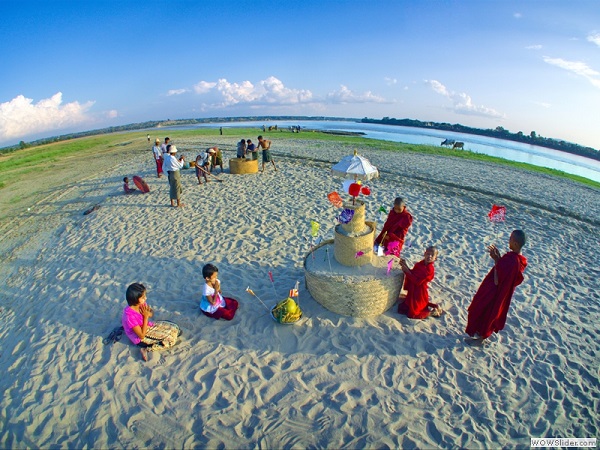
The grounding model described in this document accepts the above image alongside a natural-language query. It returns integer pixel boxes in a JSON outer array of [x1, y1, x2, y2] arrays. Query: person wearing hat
[[207, 146, 223, 173], [151, 138, 164, 178], [162, 145, 185, 207]]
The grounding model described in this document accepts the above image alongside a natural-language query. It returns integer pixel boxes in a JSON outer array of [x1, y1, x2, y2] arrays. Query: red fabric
[[398, 260, 435, 319], [202, 297, 239, 321], [155, 157, 164, 175], [375, 209, 413, 252], [465, 252, 527, 339]]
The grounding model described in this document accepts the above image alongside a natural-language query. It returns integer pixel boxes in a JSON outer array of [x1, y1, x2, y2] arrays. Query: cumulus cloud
[[587, 32, 600, 47], [425, 80, 504, 119], [326, 85, 386, 104], [543, 56, 600, 88], [167, 88, 188, 96], [0, 92, 94, 142]]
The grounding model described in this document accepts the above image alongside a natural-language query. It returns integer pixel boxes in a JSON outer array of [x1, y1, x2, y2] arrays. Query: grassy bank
[[0, 127, 598, 221]]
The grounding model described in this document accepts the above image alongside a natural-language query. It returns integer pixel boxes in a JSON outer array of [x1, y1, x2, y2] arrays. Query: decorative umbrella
[[331, 149, 379, 181]]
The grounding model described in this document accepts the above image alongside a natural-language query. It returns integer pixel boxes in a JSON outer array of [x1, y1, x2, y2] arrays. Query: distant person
[[257, 135, 277, 173], [465, 230, 528, 342], [195, 148, 212, 185], [160, 137, 170, 155], [200, 263, 239, 320], [122, 282, 181, 361], [152, 138, 163, 178], [236, 139, 247, 158], [147, 134, 150, 142], [219, 127, 223, 135], [246, 139, 257, 161], [162, 145, 185, 207], [123, 177, 137, 194], [398, 246, 442, 319], [209, 146, 224, 173], [374, 197, 412, 256]]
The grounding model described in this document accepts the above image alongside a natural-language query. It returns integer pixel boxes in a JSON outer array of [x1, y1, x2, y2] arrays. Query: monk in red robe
[[398, 246, 443, 319], [466, 230, 527, 340], [375, 197, 413, 256]]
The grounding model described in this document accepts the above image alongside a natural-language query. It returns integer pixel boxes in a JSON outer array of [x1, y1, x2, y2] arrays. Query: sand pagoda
[[303, 151, 404, 317]]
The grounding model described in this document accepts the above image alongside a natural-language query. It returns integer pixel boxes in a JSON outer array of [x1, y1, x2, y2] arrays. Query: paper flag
[[355, 251, 364, 258], [338, 208, 355, 224], [377, 245, 385, 257], [342, 180, 354, 194], [268, 271, 274, 283], [289, 288, 299, 298], [310, 220, 320, 237], [245, 287, 256, 296], [385, 241, 401, 257], [488, 205, 506, 223], [327, 192, 343, 208], [387, 259, 394, 275], [378, 205, 387, 214]]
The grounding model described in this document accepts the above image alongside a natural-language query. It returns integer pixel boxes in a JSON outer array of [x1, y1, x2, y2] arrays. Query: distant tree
[[530, 131, 537, 139], [19, 140, 28, 149]]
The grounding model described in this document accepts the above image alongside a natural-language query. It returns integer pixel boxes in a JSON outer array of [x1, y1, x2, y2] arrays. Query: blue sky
[[1, 0, 599, 149]]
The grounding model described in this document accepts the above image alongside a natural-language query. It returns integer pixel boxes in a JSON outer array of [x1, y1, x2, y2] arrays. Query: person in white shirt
[[162, 145, 185, 207], [152, 138, 163, 178]]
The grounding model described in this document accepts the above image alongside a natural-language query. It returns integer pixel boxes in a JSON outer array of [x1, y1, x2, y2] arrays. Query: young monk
[[465, 230, 527, 341], [375, 197, 413, 256], [398, 246, 443, 319]]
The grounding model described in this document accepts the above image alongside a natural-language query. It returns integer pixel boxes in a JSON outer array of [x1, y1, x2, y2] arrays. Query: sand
[[0, 135, 598, 448]]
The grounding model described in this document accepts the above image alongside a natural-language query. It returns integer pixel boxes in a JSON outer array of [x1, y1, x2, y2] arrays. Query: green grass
[[1, 127, 598, 189]]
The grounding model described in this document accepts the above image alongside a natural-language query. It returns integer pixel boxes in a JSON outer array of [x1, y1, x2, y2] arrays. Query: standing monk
[[162, 145, 185, 207], [152, 138, 163, 178], [465, 230, 527, 341], [257, 135, 277, 173], [374, 197, 413, 256]]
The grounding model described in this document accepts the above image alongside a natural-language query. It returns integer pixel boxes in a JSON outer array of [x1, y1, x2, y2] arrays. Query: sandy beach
[[0, 135, 598, 448]]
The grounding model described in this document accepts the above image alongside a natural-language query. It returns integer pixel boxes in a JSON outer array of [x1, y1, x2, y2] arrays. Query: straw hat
[[169, 145, 177, 153]]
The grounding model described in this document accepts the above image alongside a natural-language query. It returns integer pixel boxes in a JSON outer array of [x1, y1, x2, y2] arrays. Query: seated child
[[121, 282, 181, 361], [200, 264, 239, 320], [123, 177, 137, 194], [398, 246, 443, 319]]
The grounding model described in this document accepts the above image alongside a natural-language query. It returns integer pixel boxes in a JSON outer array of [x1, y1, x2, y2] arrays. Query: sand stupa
[[303, 152, 404, 318]]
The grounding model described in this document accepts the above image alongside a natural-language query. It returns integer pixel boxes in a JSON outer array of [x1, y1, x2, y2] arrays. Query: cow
[[441, 139, 455, 147], [452, 141, 465, 150]]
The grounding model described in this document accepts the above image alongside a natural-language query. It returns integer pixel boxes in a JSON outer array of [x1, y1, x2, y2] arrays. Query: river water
[[158, 120, 600, 183]]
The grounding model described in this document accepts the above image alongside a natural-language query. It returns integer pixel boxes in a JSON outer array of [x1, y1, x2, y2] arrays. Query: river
[[157, 120, 600, 183]]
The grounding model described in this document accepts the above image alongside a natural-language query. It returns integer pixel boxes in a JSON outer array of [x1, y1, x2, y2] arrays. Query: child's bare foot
[[177, 203, 186, 208], [140, 348, 148, 361]]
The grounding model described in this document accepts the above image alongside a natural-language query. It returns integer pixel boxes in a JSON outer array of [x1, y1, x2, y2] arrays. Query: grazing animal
[[452, 141, 465, 149], [441, 139, 455, 147]]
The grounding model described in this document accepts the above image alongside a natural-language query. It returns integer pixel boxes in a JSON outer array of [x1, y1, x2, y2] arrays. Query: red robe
[[466, 252, 527, 339], [398, 260, 436, 319], [375, 209, 413, 253]]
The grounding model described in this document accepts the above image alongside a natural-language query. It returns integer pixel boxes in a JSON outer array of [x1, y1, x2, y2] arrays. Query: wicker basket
[[334, 220, 375, 267], [229, 158, 259, 174], [304, 240, 403, 318]]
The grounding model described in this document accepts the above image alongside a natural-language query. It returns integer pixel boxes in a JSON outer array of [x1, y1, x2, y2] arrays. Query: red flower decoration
[[361, 186, 371, 196], [349, 183, 361, 197]]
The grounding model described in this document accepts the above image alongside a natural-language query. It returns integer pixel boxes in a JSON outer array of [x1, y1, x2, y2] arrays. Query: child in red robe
[[398, 246, 442, 319], [375, 197, 413, 256], [466, 230, 527, 341]]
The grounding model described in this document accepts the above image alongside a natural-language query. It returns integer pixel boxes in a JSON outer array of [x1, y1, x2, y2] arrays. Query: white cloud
[[167, 88, 188, 96], [587, 32, 600, 47], [326, 85, 386, 104], [193, 81, 217, 94], [424, 79, 504, 119], [533, 101, 552, 109], [525, 44, 542, 50], [384, 77, 397, 85], [543, 56, 600, 88], [514, 12, 522, 19], [0, 92, 94, 142], [107, 110, 118, 118]]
